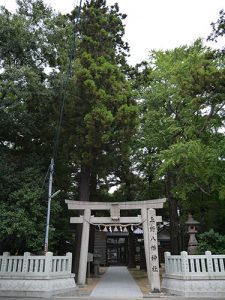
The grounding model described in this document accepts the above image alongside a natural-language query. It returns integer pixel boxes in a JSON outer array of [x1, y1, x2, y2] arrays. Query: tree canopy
[[135, 40, 225, 252], [1, 0, 225, 255]]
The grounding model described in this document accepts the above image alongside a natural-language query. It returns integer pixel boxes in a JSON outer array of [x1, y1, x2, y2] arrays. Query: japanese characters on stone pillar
[[148, 208, 160, 293]]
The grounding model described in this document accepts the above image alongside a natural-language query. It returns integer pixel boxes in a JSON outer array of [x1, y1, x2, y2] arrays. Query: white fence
[[0, 251, 72, 276], [162, 251, 225, 298], [164, 251, 225, 276]]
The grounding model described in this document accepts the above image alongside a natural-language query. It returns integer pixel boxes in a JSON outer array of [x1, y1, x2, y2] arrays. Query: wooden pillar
[[141, 208, 151, 285], [78, 208, 91, 285], [148, 208, 160, 293]]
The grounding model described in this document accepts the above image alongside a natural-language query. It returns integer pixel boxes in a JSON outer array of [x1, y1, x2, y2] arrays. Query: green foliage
[[138, 40, 225, 201], [208, 9, 225, 46], [197, 229, 225, 254], [0, 151, 53, 253], [0, 0, 138, 253], [2, 0, 225, 256], [134, 40, 225, 253], [0, 0, 73, 254], [61, 0, 138, 202], [157, 139, 225, 200]]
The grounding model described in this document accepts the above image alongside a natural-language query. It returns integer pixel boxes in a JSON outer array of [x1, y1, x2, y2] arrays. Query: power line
[[43, 0, 83, 253], [41, 1, 83, 196], [52, 0, 83, 162], [40, 164, 50, 192]]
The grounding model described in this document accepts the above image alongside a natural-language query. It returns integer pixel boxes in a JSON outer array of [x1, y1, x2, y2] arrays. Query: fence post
[[205, 251, 213, 274], [45, 252, 53, 275], [22, 252, 30, 273], [181, 251, 189, 276], [1, 252, 10, 272], [164, 252, 170, 274], [66, 252, 72, 273]]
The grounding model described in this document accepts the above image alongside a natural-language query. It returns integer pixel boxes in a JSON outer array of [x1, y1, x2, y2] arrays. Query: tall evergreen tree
[[62, 0, 138, 202], [59, 0, 138, 273]]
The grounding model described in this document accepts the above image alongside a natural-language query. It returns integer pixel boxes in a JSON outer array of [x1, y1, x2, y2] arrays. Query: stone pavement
[[90, 266, 142, 298]]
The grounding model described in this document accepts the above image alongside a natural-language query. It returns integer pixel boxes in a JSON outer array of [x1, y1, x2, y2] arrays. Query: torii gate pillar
[[78, 208, 91, 285]]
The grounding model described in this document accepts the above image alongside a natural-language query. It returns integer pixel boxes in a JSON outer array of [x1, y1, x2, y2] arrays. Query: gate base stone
[[0, 274, 76, 298], [162, 275, 225, 298]]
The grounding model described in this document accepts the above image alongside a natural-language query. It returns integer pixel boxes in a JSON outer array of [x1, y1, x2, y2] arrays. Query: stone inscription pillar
[[148, 208, 160, 293], [78, 208, 91, 285]]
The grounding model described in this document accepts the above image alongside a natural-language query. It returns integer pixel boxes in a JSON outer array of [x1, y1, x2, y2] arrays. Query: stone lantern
[[185, 213, 199, 254]]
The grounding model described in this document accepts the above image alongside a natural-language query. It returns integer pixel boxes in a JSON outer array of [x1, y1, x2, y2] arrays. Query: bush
[[197, 229, 225, 254]]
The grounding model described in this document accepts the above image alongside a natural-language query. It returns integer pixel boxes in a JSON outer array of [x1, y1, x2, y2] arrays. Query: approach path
[[90, 266, 143, 299]]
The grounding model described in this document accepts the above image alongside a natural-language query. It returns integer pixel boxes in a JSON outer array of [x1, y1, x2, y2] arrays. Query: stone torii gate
[[66, 198, 166, 293]]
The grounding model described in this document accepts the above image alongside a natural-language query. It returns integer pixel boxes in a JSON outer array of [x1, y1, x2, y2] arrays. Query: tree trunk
[[90, 170, 97, 202], [166, 173, 180, 254], [79, 164, 91, 201]]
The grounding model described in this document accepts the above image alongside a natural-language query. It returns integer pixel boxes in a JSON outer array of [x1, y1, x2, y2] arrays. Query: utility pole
[[44, 158, 54, 254]]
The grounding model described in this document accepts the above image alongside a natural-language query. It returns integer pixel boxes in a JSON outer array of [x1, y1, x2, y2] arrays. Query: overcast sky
[[1, 0, 224, 65]]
